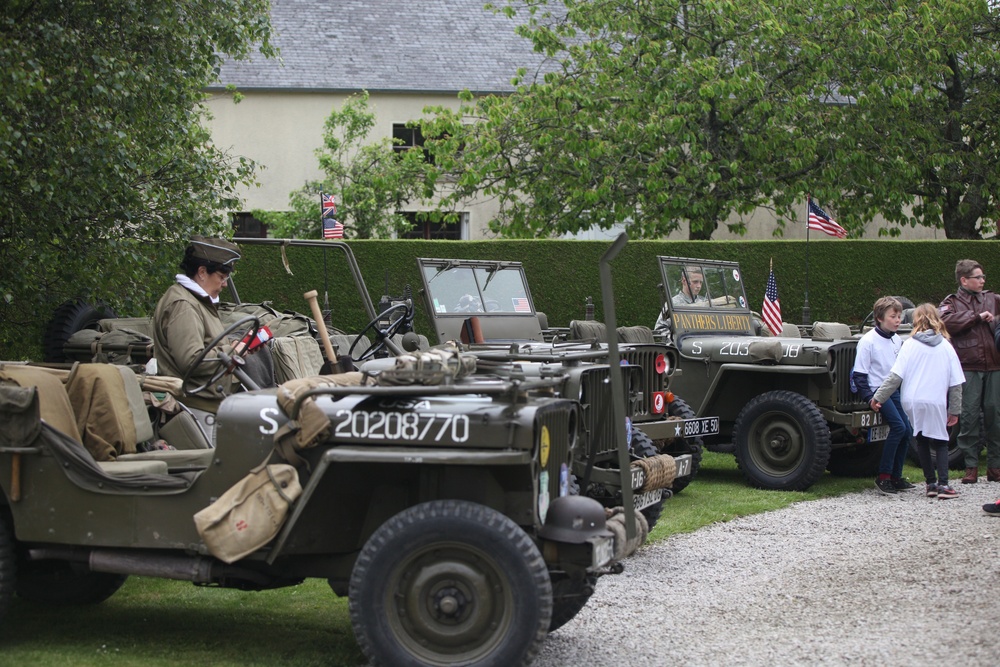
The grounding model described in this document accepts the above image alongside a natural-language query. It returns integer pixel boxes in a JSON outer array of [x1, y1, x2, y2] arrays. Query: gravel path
[[535, 481, 1000, 666]]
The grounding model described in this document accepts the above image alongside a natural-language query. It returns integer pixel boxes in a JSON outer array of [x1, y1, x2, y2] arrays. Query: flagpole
[[802, 196, 811, 326], [320, 192, 330, 317]]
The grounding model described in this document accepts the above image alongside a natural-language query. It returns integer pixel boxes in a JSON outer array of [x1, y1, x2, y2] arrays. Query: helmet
[[538, 495, 613, 544]]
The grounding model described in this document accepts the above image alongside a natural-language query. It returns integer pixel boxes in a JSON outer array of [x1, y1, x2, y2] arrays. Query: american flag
[[512, 297, 530, 312], [762, 266, 782, 337], [323, 218, 344, 239], [807, 198, 847, 238], [321, 193, 337, 219]]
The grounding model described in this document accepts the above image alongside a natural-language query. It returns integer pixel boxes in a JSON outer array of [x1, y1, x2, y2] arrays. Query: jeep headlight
[[655, 353, 669, 375]]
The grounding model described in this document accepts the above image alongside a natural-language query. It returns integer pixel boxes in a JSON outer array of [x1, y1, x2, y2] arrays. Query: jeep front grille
[[536, 402, 578, 499], [833, 344, 867, 408], [579, 366, 640, 458], [621, 346, 667, 422]]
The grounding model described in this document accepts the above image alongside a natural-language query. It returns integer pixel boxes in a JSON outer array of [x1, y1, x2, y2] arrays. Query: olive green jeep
[[414, 240, 718, 530], [655, 256, 889, 491], [0, 240, 646, 667]]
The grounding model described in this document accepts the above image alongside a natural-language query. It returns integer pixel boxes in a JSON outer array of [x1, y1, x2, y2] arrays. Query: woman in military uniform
[[152, 236, 242, 411]]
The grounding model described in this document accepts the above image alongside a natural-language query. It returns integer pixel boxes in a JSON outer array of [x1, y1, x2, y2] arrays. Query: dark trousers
[[914, 432, 950, 485], [878, 391, 912, 477]]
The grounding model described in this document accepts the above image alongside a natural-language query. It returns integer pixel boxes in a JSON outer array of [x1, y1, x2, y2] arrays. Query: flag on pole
[[323, 218, 344, 239], [762, 261, 783, 337], [321, 193, 344, 239], [322, 193, 337, 218], [807, 198, 847, 238]]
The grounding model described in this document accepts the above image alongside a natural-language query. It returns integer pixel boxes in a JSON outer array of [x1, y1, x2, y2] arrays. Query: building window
[[400, 212, 466, 240], [392, 123, 433, 164], [231, 212, 268, 238]]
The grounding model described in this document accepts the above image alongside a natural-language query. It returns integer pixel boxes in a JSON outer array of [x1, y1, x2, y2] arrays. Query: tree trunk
[[941, 186, 986, 239]]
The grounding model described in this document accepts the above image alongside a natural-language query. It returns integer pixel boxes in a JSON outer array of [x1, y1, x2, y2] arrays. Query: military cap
[[188, 236, 241, 266]]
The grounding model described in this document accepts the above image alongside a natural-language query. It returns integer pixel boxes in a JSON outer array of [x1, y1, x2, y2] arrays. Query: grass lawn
[[1, 452, 933, 666]]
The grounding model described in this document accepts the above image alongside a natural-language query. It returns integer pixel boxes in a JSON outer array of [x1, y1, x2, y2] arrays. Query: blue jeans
[[878, 391, 912, 477]]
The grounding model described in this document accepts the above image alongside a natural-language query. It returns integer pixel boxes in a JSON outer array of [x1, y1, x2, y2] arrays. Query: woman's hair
[[179, 246, 230, 278], [872, 296, 902, 325], [911, 303, 949, 339]]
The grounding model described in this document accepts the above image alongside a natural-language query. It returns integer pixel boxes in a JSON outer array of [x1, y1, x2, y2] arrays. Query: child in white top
[[873, 304, 965, 498], [852, 297, 912, 495]]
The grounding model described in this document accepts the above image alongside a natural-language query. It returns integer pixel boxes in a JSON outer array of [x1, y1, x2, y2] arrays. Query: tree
[[0, 0, 273, 356], [424, 0, 841, 240], [812, 0, 1000, 239], [255, 92, 438, 240]]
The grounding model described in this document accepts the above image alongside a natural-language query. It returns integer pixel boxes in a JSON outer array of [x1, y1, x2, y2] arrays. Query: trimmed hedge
[[235, 239, 995, 338], [6, 238, 995, 361]]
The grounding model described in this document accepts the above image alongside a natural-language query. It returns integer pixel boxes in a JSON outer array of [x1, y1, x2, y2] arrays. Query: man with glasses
[[940, 259, 1000, 484]]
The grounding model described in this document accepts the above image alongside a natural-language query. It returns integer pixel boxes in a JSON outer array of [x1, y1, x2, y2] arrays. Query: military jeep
[[0, 241, 642, 667], [655, 256, 887, 491], [413, 249, 717, 529]]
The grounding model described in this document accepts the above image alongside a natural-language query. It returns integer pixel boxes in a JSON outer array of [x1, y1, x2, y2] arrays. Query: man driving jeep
[[672, 267, 709, 307]]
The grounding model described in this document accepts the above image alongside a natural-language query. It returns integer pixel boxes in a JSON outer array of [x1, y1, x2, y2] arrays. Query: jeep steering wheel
[[182, 315, 260, 396], [350, 302, 413, 362]]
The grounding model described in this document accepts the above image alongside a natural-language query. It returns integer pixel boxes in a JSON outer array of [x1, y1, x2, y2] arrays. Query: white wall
[[206, 91, 946, 242], [204, 90, 503, 239]]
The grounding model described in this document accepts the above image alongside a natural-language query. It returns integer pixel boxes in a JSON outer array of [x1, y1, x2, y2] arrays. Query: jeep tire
[[629, 428, 667, 529], [0, 516, 14, 624], [733, 390, 832, 491], [43, 300, 116, 363], [348, 499, 552, 667], [548, 572, 597, 633], [15, 560, 127, 605], [661, 396, 703, 494], [827, 442, 885, 477]]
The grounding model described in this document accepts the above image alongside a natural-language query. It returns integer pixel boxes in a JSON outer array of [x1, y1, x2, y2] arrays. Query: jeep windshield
[[658, 257, 755, 336], [418, 259, 542, 343]]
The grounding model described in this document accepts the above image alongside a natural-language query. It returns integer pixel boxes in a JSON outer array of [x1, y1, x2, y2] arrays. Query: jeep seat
[[116, 448, 214, 472], [0, 364, 179, 479], [65, 363, 152, 461], [0, 364, 82, 442], [779, 322, 801, 338], [569, 320, 608, 343], [617, 325, 655, 344], [811, 321, 853, 340]]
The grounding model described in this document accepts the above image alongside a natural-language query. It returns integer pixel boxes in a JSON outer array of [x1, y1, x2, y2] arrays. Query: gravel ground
[[535, 481, 1000, 666]]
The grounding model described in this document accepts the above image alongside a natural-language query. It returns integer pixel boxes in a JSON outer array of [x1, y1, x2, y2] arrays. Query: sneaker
[[925, 483, 938, 498], [983, 500, 1000, 516], [875, 478, 897, 495], [937, 484, 959, 499], [892, 477, 916, 491]]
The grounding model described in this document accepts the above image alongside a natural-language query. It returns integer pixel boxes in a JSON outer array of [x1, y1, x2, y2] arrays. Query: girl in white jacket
[[873, 304, 965, 498]]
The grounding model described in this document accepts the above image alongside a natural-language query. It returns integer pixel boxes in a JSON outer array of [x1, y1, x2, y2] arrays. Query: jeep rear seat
[[0, 364, 169, 476]]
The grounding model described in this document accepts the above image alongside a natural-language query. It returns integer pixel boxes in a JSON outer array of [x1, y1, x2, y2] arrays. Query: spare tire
[[43, 300, 117, 362]]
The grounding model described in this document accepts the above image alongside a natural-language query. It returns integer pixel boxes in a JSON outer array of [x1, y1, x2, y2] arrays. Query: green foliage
[[229, 239, 997, 341], [0, 0, 275, 354], [424, 0, 839, 240], [425, 0, 1000, 241], [813, 0, 1000, 239], [254, 92, 438, 240]]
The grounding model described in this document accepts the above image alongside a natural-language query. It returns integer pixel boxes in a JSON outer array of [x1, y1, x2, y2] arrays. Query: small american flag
[[762, 265, 782, 337], [321, 193, 337, 219], [512, 297, 530, 312], [807, 198, 847, 238], [323, 218, 344, 239]]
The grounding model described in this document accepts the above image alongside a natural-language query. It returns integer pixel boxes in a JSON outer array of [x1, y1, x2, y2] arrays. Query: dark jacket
[[939, 288, 1000, 372]]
